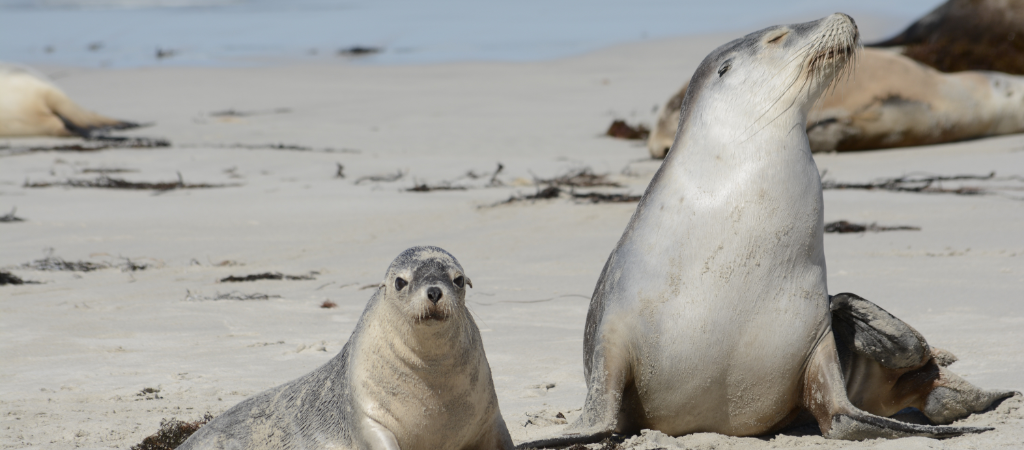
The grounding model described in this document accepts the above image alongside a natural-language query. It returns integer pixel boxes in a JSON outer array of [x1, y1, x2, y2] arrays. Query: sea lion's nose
[[426, 287, 443, 304]]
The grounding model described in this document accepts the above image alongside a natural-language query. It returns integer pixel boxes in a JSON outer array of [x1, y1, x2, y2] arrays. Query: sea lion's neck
[[363, 304, 479, 369], [663, 104, 816, 187], [650, 106, 825, 263]]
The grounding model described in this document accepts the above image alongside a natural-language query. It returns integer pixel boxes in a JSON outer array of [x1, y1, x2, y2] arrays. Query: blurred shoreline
[[0, 0, 942, 68]]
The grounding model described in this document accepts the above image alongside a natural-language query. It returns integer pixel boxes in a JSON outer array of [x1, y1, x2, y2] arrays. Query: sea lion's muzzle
[[413, 284, 456, 323]]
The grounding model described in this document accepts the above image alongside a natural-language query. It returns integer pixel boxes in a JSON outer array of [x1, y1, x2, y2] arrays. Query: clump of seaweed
[[489, 167, 635, 205], [185, 143, 359, 154], [462, 163, 505, 187], [825, 220, 921, 233], [24, 172, 238, 192], [355, 170, 405, 185], [537, 168, 621, 188], [321, 300, 338, 309], [406, 182, 468, 192], [80, 167, 137, 174], [209, 107, 291, 118], [19, 250, 149, 272], [408, 163, 507, 192], [0, 271, 41, 285], [22, 251, 108, 272], [496, 186, 563, 205], [219, 272, 318, 283], [136, 387, 162, 400], [572, 192, 642, 203], [495, 186, 640, 206], [120, 257, 150, 272], [821, 172, 996, 195], [130, 413, 213, 450], [0, 136, 169, 157], [0, 207, 25, 222], [606, 120, 650, 140], [184, 290, 281, 301]]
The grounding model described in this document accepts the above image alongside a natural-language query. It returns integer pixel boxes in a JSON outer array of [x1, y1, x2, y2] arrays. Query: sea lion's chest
[[351, 332, 496, 450]]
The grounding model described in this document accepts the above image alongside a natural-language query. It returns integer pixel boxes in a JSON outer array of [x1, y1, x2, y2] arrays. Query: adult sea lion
[[870, 0, 1024, 74], [0, 64, 139, 138], [647, 47, 1024, 156], [521, 14, 1013, 448], [178, 246, 514, 450]]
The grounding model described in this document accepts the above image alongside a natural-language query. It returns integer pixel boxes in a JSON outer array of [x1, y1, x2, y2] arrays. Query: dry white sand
[[1, 30, 1022, 450]]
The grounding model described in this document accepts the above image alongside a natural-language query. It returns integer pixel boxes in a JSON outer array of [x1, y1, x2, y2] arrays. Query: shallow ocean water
[[0, 0, 943, 67]]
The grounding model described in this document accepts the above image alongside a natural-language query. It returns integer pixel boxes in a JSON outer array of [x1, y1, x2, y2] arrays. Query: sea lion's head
[[383, 246, 472, 326], [672, 13, 859, 149]]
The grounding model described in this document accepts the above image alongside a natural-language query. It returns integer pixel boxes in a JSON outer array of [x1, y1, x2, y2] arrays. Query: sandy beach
[[2, 23, 1023, 450]]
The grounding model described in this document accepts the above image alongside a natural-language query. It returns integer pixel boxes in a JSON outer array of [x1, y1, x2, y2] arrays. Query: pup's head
[[383, 246, 472, 326]]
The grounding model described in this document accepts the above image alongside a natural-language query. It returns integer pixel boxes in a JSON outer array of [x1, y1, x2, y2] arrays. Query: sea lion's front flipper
[[515, 351, 624, 449], [802, 329, 993, 440], [830, 293, 1018, 424], [361, 417, 401, 450]]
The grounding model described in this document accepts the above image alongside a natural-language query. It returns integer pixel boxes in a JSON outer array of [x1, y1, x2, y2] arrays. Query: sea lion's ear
[[464, 276, 473, 289]]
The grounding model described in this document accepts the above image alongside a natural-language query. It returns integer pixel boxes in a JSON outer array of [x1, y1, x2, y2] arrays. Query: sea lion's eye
[[718, 61, 731, 77], [395, 277, 408, 291], [453, 276, 465, 288], [767, 32, 788, 44]]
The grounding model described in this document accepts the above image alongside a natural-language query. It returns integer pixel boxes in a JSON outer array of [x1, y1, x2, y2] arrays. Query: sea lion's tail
[[45, 89, 141, 138]]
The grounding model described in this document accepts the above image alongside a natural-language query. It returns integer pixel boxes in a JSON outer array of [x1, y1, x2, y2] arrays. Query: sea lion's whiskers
[[741, 41, 817, 138]]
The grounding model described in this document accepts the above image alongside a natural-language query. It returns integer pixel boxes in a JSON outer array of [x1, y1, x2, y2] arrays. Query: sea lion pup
[[647, 47, 1024, 156], [519, 14, 1005, 448], [178, 246, 514, 450], [0, 64, 139, 138]]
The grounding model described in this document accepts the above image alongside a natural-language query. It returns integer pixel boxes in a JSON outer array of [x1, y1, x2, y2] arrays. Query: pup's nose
[[426, 287, 443, 304]]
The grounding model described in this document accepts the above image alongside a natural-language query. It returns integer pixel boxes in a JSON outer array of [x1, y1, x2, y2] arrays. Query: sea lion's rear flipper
[[830, 293, 929, 371], [46, 89, 141, 138], [830, 292, 1018, 425], [802, 329, 993, 440]]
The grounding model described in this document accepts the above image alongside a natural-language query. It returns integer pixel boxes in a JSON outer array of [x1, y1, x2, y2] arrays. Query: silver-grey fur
[[178, 246, 514, 450], [518, 14, 1007, 449]]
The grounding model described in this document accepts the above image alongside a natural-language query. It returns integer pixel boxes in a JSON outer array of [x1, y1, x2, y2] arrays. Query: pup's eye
[[453, 276, 465, 288], [768, 32, 787, 44], [718, 63, 730, 77], [395, 277, 408, 291]]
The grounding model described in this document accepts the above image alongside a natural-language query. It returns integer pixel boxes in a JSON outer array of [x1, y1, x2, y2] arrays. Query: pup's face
[[384, 246, 472, 325]]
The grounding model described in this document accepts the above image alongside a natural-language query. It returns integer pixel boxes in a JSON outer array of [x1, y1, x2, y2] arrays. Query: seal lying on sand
[[519, 14, 1014, 448], [178, 246, 514, 450], [0, 64, 139, 137], [870, 0, 1024, 74], [647, 47, 1024, 156]]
